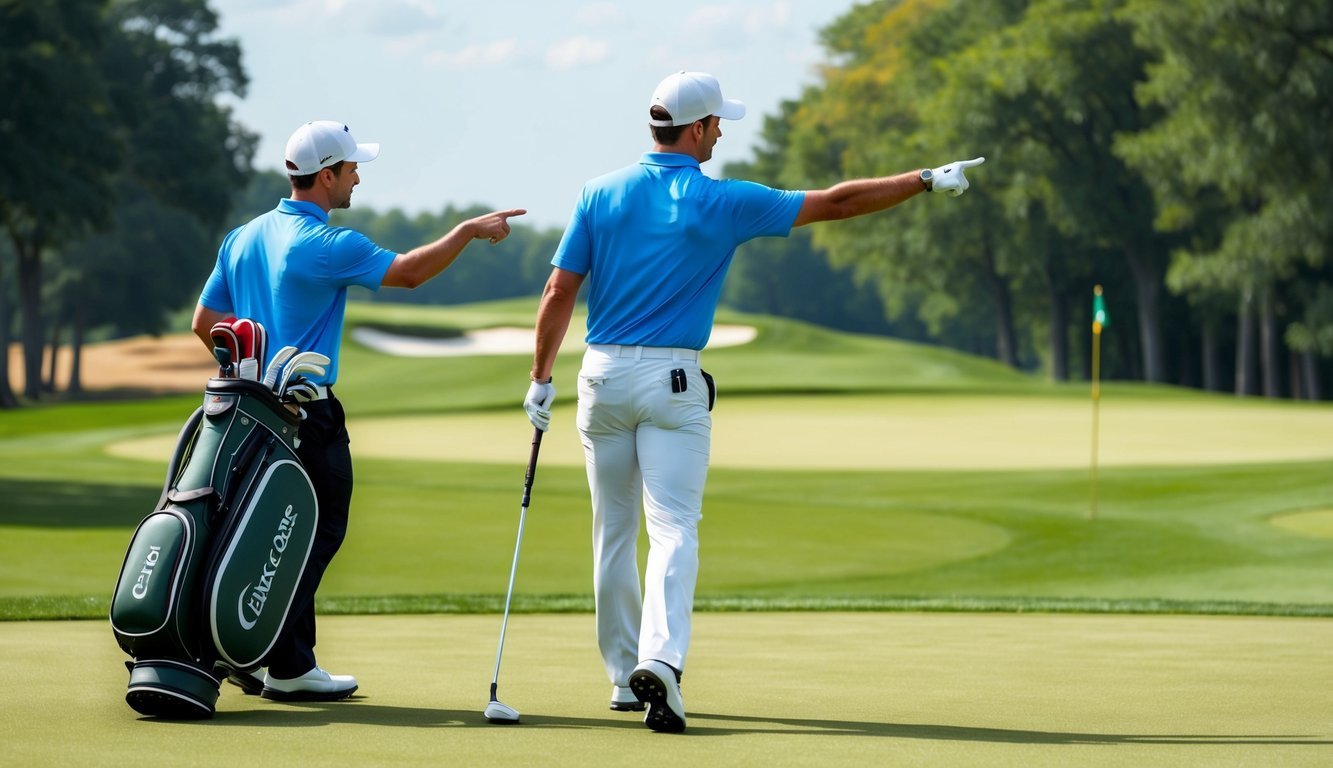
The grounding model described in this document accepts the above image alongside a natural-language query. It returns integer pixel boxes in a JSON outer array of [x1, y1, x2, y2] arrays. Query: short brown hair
[[650, 106, 715, 145], [288, 160, 346, 190]]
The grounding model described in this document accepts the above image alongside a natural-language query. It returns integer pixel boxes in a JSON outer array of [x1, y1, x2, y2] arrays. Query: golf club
[[484, 427, 544, 724], [210, 321, 239, 371], [263, 346, 298, 390], [212, 347, 233, 378]]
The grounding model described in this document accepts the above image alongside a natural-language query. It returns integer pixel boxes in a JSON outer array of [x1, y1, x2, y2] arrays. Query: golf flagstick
[[484, 427, 544, 724]]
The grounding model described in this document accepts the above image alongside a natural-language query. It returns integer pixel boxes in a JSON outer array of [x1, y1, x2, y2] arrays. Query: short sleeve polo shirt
[[198, 198, 397, 385], [553, 152, 804, 350]]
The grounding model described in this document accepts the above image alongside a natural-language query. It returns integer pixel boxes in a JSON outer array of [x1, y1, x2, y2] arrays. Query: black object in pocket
[[670, 368, 687, 393], [701, 369, 715, 411]]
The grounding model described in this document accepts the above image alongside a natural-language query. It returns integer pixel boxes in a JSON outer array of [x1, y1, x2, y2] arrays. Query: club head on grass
[[484, 698, 520, 724]]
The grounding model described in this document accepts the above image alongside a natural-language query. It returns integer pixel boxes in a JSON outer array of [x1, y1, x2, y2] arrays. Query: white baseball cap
[[648, 71, 746, 127], [284, 120, 380, 176]]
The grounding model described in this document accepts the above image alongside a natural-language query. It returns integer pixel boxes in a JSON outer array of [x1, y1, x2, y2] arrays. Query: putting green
[[6, 613, 1331, 766], [1270, 509, 1333, 540], [105, 394, 1333, 470]]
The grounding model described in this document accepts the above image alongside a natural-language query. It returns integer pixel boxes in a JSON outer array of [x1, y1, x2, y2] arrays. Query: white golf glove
[[927, 157, 985, 197], [524, 378, 555, 432]]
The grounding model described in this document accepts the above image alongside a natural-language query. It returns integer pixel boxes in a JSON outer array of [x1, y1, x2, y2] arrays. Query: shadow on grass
[[686, 712, 1333, 745], [0, 477, 153, 528], [155, 699, 1332, 745], [168, 697, 641, 732]]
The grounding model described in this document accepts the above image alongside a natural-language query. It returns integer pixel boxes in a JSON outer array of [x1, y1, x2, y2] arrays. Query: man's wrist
[[530, 374, 552, 383]]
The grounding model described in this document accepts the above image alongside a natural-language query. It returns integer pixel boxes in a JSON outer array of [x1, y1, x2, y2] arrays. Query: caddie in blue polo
[[525, 70, 984, 733], [193, 119, 525, 704]]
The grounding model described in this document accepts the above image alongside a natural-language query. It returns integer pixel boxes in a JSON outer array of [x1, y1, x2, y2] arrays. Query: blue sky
[[212, 0, 863, 228]]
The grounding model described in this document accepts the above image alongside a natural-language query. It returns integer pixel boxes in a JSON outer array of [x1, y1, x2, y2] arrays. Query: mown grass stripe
[[9, 593, 1332, 621]]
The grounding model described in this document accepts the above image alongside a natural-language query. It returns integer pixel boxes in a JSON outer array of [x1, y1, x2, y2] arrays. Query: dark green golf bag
[[110, 378, 318, 719]]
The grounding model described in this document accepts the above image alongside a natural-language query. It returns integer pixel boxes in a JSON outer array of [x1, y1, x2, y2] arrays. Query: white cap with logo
[[648, 71, 746, 127], [284, 120, 380, 176]]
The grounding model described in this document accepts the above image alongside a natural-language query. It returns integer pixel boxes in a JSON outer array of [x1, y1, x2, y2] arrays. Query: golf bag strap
[[167, 487, 215, 504]]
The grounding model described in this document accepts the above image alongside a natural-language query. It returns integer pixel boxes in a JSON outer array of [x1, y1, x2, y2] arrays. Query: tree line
[[756, 0, 1331, 397], [2, 0, 1329, 406]]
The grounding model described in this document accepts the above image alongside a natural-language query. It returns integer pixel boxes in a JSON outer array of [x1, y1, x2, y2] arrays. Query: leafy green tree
[[781, 0, 1036, 368], [721, 103, 896, 338], [51, 0, 252, 394], [0, 0, 122, 401], [1117, 0, 1333, 398]]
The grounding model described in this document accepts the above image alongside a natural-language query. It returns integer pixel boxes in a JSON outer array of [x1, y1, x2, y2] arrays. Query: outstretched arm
[[793, 171, 927, 227], [792, 157, 985, 227], [381, 208, 527, 289]]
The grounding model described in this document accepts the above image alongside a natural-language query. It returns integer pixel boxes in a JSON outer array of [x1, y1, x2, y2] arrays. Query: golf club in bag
[[484, 428, 544, 724], [110, 371, 318, 719]]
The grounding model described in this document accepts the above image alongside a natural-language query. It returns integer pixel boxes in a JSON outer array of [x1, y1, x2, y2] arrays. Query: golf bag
[[110, 377, 318, 718]]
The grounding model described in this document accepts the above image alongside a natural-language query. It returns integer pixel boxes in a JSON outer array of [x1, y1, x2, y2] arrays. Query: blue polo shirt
[[553, 152, 805, 350], [198, 198, 397, 385]]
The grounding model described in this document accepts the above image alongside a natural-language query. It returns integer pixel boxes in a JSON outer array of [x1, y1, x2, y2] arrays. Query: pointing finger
[[959, 157, 985, 168]]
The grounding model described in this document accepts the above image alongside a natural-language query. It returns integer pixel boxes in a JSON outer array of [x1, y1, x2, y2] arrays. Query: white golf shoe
[[629, 660, 685, 733], [261, 666, 358, 702], [610, 685, 646, 712]]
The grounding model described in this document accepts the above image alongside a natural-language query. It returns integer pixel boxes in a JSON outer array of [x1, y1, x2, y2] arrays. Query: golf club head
[[484, 699, 520, 724], [279, 354, 329, 396], [231, 318, 257, 361], [264, 346, 299, 390], [213, 347, 233, 377], [210, 320, 240, 368], [286, 351, 331, 371], [254, 322, 268, 373]]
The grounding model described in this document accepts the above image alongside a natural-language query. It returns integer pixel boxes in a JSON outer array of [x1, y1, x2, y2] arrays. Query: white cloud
[[332, 0, 445, 37], [574, 2, 628, 27], [682, 2, 795, 44], [546, 36, 612, 70], [427, 39, 523, 70]]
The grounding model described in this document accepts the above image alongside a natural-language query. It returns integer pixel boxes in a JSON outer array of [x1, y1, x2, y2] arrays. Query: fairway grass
[[104, 392, 1333, 470], [4, 613, 1331, 767]]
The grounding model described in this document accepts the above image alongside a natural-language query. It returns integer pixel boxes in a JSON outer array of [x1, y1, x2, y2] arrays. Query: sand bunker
[[350, 325, 757, 357], [12, 324, 757, 393]]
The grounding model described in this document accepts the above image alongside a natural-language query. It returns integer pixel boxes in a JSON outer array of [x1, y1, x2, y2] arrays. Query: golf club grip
[[522, 428, 543, 506]]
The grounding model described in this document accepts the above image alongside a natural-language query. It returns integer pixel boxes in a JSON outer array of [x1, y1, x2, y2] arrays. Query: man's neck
[[651, 143, 705, 164], [290, 189, 332, 214]]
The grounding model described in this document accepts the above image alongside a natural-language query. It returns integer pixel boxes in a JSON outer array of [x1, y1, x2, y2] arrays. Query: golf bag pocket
[[205, 457, 317, 670], [111, 508, 196, 646], [111, 505, 222, 720]]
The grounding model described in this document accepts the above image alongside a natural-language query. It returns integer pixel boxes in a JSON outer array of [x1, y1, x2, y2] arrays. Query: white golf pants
[[577, 344, 711, 684]]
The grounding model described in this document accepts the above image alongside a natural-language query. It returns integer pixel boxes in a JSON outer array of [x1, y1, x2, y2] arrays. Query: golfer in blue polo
[[194, 120, 524, 703], [524, 71, 983, 733]]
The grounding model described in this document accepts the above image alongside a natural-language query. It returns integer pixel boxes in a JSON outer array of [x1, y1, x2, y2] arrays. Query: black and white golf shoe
[[261, 666, 358, 702], [629, 660, 685, 733]]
